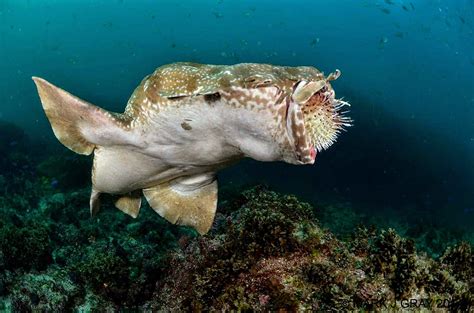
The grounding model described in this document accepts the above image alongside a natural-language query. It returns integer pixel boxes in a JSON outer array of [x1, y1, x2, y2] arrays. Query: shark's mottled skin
[[33, 62, 350, 234]]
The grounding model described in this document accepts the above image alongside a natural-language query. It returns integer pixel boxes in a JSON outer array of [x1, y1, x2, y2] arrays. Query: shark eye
[[292, 80, 326, 104], [292, 80, 306, 92]]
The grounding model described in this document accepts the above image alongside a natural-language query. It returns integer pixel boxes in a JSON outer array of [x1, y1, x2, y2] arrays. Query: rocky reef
[[146, 186, 473, 311], [0, 122, 473, 311]]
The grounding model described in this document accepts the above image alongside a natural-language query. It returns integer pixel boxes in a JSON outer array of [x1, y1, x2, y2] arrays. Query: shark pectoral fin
[[114, 191, 142, 218], [32, 77, 129, 155], [143, 174, 218, 235]]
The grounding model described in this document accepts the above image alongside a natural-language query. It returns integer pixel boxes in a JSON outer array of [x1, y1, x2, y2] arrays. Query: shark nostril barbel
[[327, 69, 341, 81]]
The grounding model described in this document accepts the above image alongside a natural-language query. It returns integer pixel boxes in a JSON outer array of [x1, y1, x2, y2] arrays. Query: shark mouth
[[286, 77, 351, 164], [302, 84, 352, 152]]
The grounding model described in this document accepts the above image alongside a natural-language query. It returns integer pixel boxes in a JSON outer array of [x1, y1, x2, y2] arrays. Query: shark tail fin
[[32, 77, 129, 155]]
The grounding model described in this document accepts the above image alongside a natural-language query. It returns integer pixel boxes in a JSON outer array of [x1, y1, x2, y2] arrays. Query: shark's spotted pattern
[[125, 62, 323, 115], [33, 62, 350, 234]]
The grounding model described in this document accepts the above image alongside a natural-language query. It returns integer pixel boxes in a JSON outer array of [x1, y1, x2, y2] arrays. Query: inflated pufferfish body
[[33, 62, 351, 234]]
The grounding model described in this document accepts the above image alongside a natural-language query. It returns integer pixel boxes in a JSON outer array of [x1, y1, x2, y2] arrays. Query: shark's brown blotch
[[204, 92, 221, 103], [181, 121, 192, 130]]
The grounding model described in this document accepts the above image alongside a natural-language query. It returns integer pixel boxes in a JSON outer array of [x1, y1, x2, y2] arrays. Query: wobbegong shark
[[32, 62, 351, 234]]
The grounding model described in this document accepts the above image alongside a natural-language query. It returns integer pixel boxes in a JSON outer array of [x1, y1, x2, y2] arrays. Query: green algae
[[147, 186, 473, 311], [0, 223, 52, 271], [10, 269, 79, 311]]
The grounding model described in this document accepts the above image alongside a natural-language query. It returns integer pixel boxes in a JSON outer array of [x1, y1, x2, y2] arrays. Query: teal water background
[[0, 0, 473, 230]]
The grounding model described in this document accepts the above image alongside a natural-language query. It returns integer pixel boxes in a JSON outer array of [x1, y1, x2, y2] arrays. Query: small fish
[[421, 25, 431, 33], [32, 63, 351, 234], [50, 44, 61, 52], [102, 21, 113, 28], [459, 16, 466, 24], [384, 0, 394, 5], [380, 8, 391, 14], [402, 5, 409, 12], [394, 31, 405, 38], [410, 3, 415, 10], [212, 11, 223, 18], [310, 38, 320, 46]]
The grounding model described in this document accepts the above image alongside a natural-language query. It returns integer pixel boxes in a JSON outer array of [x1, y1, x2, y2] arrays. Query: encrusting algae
[[147, 186, 473, 311]]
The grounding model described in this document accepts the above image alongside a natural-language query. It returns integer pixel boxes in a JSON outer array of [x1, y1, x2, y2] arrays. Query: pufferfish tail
[[32, 77, 131, 155]]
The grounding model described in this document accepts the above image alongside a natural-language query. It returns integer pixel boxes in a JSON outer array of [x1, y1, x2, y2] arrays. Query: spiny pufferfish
[[33, 62, 351, 234]]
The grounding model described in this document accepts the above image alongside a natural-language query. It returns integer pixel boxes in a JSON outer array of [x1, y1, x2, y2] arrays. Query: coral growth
[[146, 186, 473, 311], [0, 223, 52, 271], [10, 269, 79, 311]]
